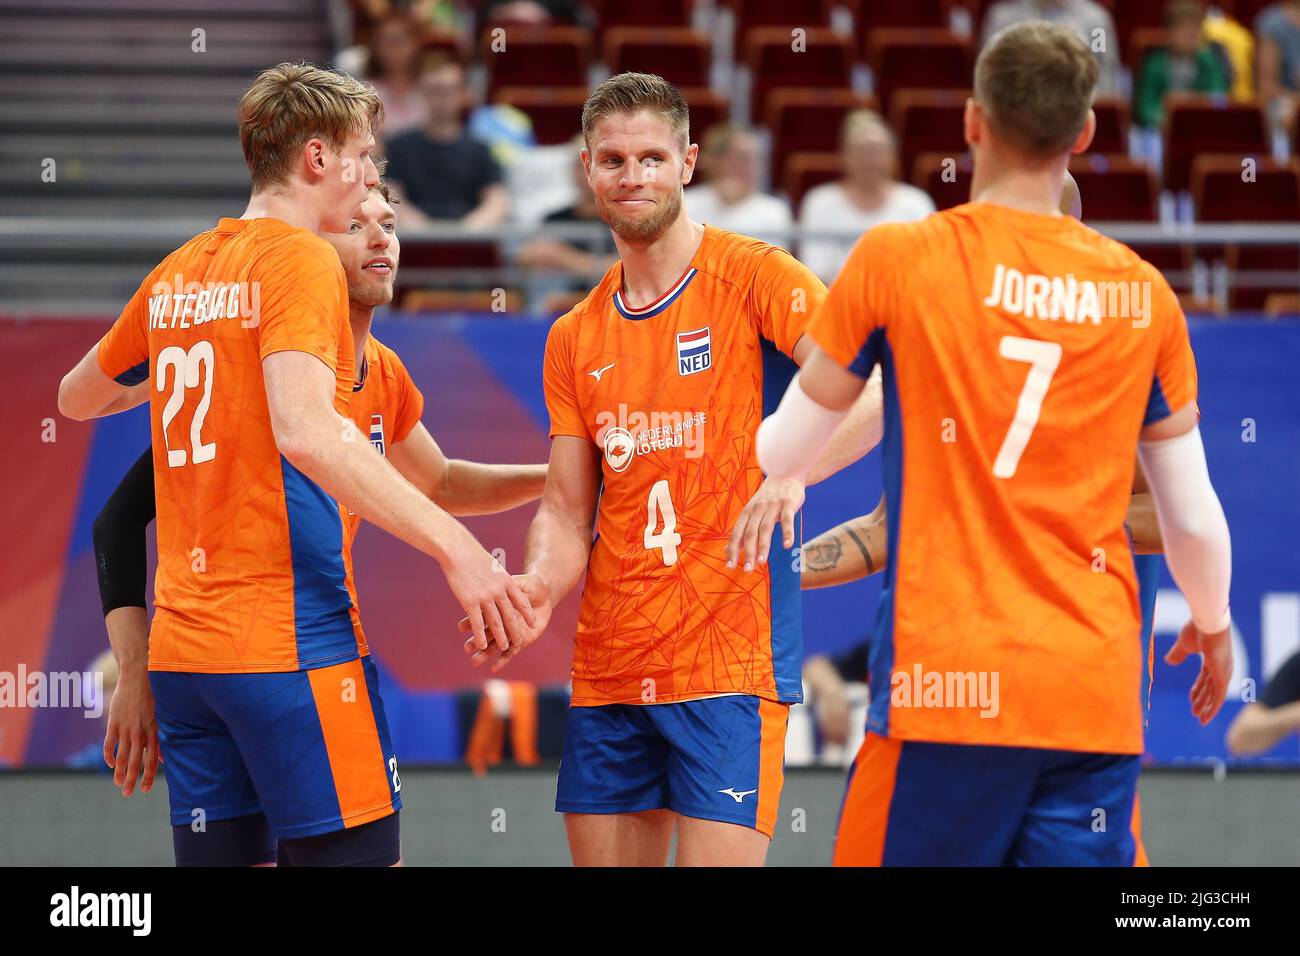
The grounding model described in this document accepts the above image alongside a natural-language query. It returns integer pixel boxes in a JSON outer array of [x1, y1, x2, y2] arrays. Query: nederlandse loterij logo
[[603, 427, 636, 472]]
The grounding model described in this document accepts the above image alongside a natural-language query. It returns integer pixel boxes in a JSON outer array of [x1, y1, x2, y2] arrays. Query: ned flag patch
[[676, 326, 711, 376], [369, 413, 386, 456]]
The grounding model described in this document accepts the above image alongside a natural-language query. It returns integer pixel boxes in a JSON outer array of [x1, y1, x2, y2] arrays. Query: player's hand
[[443, 541, 537, 654], [102, 669, 160, 798], [461, 573, 553, 671], [815, 690, 852, 747], [1165, 619, 1233, 725], [726, 476, 805, 571]]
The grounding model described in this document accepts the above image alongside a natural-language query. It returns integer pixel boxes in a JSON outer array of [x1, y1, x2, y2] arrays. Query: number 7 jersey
[[543, 225, 826, 707], [96, 216, 362, 673]]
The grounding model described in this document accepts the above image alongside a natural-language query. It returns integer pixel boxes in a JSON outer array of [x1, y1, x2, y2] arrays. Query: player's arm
[[790, 335, 885, 484], [262, 350, 535, 651], [801, 495, 888, 589], [1126, 458, 1163, 554], [758, 346, 866, 479], [91, 447, 160, 797], [58, 346, 149, 421], [387, 422, 546, 517], [1139, 402, 1233, 724], [464, 435, 602, 670], [1226, 651, 1300, 755]]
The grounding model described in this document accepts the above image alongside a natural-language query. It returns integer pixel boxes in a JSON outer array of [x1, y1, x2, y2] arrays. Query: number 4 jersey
[[809, 202, 1199, 755], [96, 216, 363, 673], [543, 225, 826, 707]]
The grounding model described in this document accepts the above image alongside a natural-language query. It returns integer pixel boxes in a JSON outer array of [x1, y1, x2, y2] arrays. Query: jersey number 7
[[993, 335, 1062, 479]]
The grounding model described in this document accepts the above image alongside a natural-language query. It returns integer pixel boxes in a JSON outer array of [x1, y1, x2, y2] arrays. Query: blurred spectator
[[366, 11, 430, 139], [981, 0, 1120, 94], [477, 0, 580, 29], [797, 110, 934, 284], [64, 648, 117, 771], [803, 640, 869, 749], [383, 55, 510, 229], [684, 123, 793, 247], [1203, 4, 1256, 100], [1257, 1, 1300, 127], [1226, 648, 1300, 755], [1133, 2, 1230, 129], [518, 135, 617, 312]]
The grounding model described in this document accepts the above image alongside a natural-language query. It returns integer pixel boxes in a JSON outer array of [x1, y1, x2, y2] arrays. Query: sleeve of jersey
[[807, 225, 894, 378], [253, 236, 346, 370], [387, 348, 425, 443], [752, 246, 828, 358], [1144, 264, 1198, 424], [96, 270, 155, 385], [542, 315, 588, 441]]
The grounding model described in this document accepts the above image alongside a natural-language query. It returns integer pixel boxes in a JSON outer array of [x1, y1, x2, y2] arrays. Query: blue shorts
[[151, 656, 401, 840], [555, 695, 789, 836], [833, 732, 1141, 866]]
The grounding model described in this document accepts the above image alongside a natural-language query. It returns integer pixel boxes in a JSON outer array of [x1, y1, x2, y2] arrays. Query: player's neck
[[970, 158, 1069, 217], [350, 307, 374, 372], [614, 215, 705, 310], [241, 188, 326, 233]]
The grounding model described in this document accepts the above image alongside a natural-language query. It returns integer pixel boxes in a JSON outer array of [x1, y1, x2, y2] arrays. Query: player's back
[[98, 216, 360, 673], [812, 201, 1197, 754]]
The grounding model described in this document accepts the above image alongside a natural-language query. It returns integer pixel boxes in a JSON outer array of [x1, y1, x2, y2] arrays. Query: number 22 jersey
[[543, 225, 826, 707]]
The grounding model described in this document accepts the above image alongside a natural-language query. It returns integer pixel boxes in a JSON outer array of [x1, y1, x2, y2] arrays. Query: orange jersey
[[97, 216, 362, 673], [341, 334, 425, 636], [810, 203, 1198, 754], [544, 225, 825, 706]]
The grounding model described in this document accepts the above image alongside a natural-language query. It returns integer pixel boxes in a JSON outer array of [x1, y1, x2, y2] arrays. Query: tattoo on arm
[[804, 536, 843, 572], [845, 525, 875, 576]]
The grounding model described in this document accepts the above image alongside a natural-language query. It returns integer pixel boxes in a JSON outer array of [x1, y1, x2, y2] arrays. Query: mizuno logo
[[588, 362, 616, 382], [719, 787, 757, 804]]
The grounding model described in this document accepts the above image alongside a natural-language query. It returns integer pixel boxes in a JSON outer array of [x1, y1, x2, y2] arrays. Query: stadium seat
[[1129, 242, 1194, 292], [1263, 291, 1300, 317], [1110, 0, 1168, 65], [604, 28, 712, 89], [1087, 97, 1130, 155], [1164, 95, 1268, 192], [728, 0, 835, 52], [480, 26, 592, 100], [681, 88, 731, 139], [911, 150, 973, 210], [590, 0, 693, 40], [1067, 154, 1159, 221], [890, 88, 970, 190], [1191, 156, 1300, 222], [765, 88, 879, 201], [746, 27, 854, 122], [783, 151, 841, 209], [867, 29, 973, 115], [494, 87, 587, 145], [1226, 243, 1300, 310], [852, 0, 951, 30], [419, 28, 469, 63], [1230, 0, 1278, 28]]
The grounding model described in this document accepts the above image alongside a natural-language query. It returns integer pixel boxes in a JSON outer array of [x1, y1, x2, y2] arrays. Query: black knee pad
[[172, 812, 276, 867], [278, 811, 400, 867]]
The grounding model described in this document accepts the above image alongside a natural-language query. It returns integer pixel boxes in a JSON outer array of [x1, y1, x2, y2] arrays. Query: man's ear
[[681, 142, 699, 186], [963, 98, 982, 150], [1070, 109, 1097, 155], [303, 137, 328, 181]]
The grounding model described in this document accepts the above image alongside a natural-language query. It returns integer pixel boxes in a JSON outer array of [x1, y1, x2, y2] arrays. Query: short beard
[[598, 184, 682, 244], [349, 278, 393, 310]]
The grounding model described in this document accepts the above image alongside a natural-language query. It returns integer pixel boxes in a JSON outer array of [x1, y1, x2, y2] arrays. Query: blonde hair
[[840, 109, 897, 151], [582, 72, 690, 151], [239, 62, 384, 191], [975, 22, 1098, 159]]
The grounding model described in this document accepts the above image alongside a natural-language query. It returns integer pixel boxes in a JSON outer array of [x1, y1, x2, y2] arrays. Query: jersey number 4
[[157, 342, 217, 468], [644, 479, 682, 566], [993, 335, 1062, 479]]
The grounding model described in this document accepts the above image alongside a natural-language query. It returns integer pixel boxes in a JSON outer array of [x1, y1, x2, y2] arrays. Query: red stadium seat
[[480, 26, 592, 99], [1226, 244, 1300, 310], [1191, 156, 1300, 222], [1087, 97, 1130, 155], [911, 150, 973, 210], [867, 29, 973, 115], [1229, 0, 1278, 29], [783, 151, 841, 208], [1164, 95, 1268, 192], [746, 28, 854, 122], [1129, 242, 1194, 292], [728, 0, 835, 51], [494, 87, 586, 145], [1067, 154, 1159, 221], [852, 0, 951, 29], [590, 0, 693, 39], [682, 88, 731, 139], [890, 88, 970, 191], [604, 28, 712, 89], [765, 88, 878, 200], [1110, 0, 1167, 66]]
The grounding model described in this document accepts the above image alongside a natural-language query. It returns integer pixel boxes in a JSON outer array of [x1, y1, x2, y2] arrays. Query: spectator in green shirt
[[1134, 0, 1231, 129]]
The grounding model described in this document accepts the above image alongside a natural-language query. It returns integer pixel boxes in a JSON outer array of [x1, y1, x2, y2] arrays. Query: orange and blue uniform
[[544, 225, 823, 835], [95, 217, 401, 842], [810, 203, 1197, 865]]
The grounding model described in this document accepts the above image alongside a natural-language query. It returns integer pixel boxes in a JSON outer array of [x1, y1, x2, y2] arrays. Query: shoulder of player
[[693, 226, 801, 289], [248, 223, 343, 282]]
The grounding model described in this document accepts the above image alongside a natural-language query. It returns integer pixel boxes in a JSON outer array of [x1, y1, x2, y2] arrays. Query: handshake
[[447, 540, 553, 673]]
